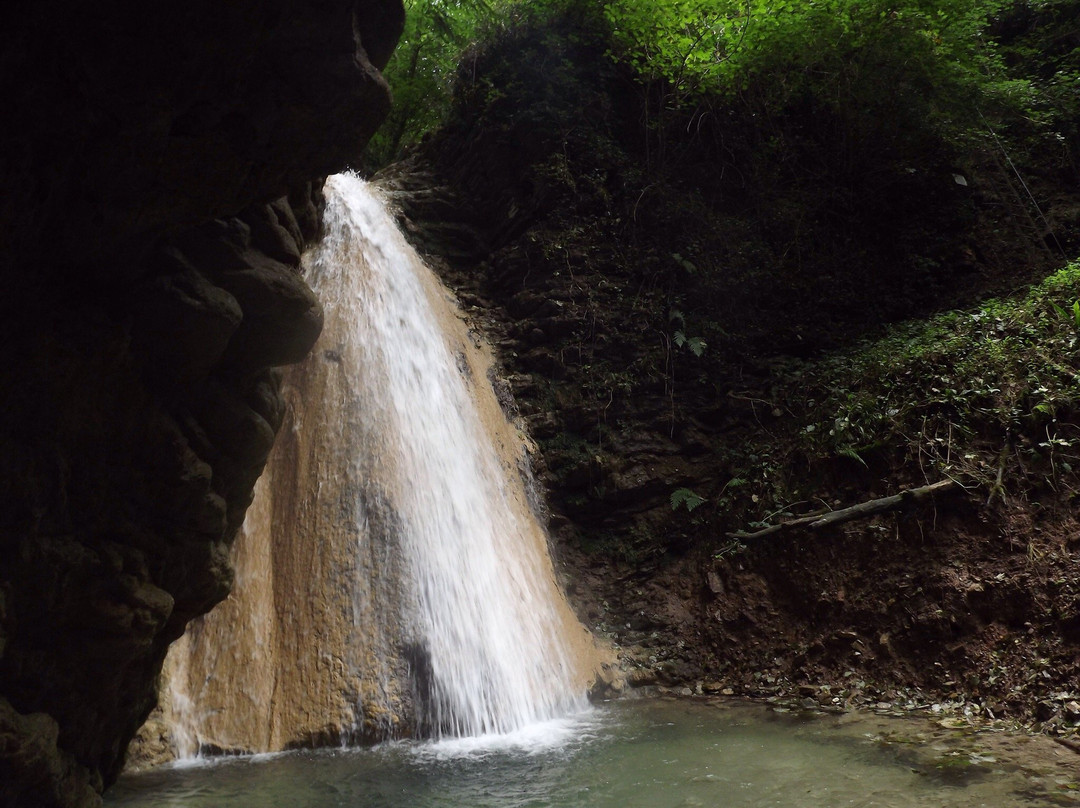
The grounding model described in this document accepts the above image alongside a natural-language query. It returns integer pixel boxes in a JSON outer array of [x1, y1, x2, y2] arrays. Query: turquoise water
[[107, 700, 1079, 808]]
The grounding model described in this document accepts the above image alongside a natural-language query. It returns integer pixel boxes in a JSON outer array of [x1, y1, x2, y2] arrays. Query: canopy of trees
[[365, 0, 1078, 179]]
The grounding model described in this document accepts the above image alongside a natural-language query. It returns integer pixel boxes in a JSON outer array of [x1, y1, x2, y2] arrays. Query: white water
[[299, 173, 589, 738], [150, 172, 596, 759]]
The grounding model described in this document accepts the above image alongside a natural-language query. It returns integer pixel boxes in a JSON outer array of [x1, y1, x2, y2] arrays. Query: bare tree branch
[[727, 479, 959, 541]]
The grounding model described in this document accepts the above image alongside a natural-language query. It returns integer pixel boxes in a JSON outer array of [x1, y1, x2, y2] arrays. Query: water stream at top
[[155, 173, 600, 758]]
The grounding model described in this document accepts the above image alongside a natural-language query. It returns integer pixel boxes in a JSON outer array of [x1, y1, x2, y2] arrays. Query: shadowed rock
[[0, 0, 404, 804]]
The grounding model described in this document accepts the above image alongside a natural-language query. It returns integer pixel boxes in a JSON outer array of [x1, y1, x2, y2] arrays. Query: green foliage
[[673, 331, 707, 357], [669, 309, 707, 356], [790, 262, 1080, 495], [601, 0, 747, 97], [698, 262, 1080, 559], [670, 487, 706, 511], [370, 0, 1073, 191], [1050, 299, 1080, 331], [366, 0, 613, 167], [365, 0, 496, 168], [992, 0, 1080, 181], [602, 0, 1012, 106]]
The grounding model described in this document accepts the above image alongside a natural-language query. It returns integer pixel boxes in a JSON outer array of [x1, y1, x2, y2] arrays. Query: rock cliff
[[0, 2, 403, 805]]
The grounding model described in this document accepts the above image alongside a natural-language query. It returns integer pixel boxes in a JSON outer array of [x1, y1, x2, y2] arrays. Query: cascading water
[[312, 172, 593, 736], [149, 173, 601, 760]]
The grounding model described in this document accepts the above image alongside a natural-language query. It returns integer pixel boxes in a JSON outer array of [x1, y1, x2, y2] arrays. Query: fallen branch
[[726, 479, 959, 541], [1053, 736, 1080, 756]]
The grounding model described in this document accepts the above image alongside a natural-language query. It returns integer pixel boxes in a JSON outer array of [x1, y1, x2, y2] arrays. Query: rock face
[[0, 1, 403, 805]]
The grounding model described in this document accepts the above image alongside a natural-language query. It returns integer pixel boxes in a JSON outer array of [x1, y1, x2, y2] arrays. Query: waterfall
[[151, 173, 600, 758]]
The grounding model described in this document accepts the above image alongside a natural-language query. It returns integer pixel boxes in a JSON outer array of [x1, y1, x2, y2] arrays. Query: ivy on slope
[[723, 262, 1080, 540]]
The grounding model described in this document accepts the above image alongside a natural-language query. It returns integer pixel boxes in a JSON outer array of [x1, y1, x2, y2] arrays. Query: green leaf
[[838, 446, 868, 467], [670, 487, 706, 511]]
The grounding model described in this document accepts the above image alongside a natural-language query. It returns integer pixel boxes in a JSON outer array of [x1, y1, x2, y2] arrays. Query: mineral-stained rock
[[0, 0, 403, 804]]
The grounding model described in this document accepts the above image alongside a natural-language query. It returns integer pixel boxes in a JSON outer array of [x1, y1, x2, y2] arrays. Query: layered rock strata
[[0, 1, 403, 805]]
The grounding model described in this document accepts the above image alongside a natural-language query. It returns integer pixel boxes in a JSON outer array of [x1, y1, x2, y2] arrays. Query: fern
[[673, 330, 706, 356], [837, 446, 868, 468], [670, 487, 706, 511]]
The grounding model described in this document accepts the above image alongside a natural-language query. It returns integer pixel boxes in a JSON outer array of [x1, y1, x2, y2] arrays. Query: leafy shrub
[[789, 261, 1080, 496]]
